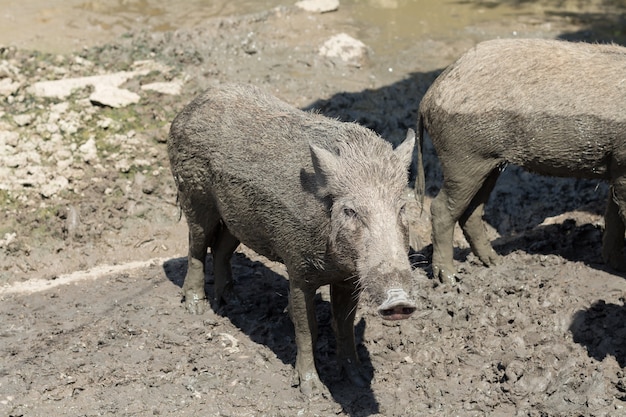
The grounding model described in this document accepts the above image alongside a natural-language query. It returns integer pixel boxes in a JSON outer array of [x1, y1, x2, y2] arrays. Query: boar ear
[[310, 144, 340, 191], [394, 128, 416, 170]]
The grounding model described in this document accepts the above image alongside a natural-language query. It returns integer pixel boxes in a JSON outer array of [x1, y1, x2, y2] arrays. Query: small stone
[[89, 86, 140, 108], [40, 175, 69, 198], [115, 158, 131, 173], [29, 69, 148, 99], [0, 232, 17, 248], [0, 130, 20, 147], [0, 78, 21, 96], [295, 0, 339, 13], [319, 33, 368, 66], [78, 137, 98, 163], [13, 114, 34, 126]]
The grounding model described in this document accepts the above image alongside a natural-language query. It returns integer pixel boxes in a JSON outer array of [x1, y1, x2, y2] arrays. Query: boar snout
[[377, 288, 416, 320]]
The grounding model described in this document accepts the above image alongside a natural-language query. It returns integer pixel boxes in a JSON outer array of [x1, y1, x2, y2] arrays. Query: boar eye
[[343, 207, 357, 218], [399, 203, 407, 215]]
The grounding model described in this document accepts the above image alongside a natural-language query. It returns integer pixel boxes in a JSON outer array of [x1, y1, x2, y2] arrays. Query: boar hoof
[[478, 249, 500, 267], [293, 370, 326, 397], [433, 265, 457, 285], [184, 291, 207, 315]]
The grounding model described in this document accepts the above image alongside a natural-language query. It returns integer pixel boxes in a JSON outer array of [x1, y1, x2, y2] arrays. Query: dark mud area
[[2, 3, 626, 416]]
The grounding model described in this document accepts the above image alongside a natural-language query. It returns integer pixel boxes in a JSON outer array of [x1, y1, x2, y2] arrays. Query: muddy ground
[[3, 2, 626, 416]]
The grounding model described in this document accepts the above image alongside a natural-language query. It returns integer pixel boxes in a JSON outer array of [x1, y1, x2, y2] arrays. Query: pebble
[[295, 0, 339, 13], [78, 137, 98, 163], [319, 33, 368, 66], [13, 114, 34, 126], [89, 85, 141, 108]]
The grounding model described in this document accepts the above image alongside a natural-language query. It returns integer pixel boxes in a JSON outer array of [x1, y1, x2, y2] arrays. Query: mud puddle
[[5, 0, 623, 55]]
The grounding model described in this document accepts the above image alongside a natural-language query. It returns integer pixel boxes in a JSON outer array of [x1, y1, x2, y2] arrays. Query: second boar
[[417, 38, 626, 283]]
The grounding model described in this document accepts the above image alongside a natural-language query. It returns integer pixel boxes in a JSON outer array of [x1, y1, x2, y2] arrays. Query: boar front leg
[[602, 179, 626, 271], [288, 276, 324, 397], [331, 283, 368, 387]]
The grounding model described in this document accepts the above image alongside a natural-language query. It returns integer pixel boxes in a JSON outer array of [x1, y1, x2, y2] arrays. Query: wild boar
[[417, 38, 626, 284], [168, 83, 418, 396]]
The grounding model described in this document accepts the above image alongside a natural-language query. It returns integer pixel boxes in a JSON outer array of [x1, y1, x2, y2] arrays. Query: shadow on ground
[[570, 299, 626, 368], [162, 253, 382, 416]]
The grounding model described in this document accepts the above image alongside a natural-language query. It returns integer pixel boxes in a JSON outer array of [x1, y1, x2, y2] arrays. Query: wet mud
[[2, 1, 626, 416]]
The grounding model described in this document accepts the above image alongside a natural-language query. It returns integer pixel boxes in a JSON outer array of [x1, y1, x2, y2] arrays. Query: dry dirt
[[2, 2, 626, 416]]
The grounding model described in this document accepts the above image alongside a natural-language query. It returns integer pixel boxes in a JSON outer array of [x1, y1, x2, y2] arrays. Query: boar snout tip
[[378, 288, 416, 320]]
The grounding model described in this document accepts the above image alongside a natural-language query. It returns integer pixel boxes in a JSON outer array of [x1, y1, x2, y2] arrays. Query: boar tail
[[415, 113, 425, 216], [172, 173, 183, 221], [176, 192, 183, 221]]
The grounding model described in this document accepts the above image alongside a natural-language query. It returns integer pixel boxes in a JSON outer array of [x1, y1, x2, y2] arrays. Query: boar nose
[[378, 288, 416, 320]]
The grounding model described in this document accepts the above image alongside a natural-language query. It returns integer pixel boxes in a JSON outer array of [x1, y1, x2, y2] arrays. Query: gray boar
[[417, 38, 626, 284], [168, 83, 417, 396]]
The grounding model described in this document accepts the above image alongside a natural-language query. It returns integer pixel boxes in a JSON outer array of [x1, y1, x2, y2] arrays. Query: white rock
[[115, 158, 131, 173], [56, 157, 74, 171], [40, 175, 69, 198], [44, 122, 60, 134], [0, 60, 20, 78], [13, 114, 34, 126], [26, 150, 41, 165], [29, 72, 133, 99], [16, 166, 46, 188], [59, 117, 79, 134], [0, 130, 20, 147], [78, 137, 98, 163], [50, 102, 70, 115], [141, 80, 184, 95], [295, 0, 339, 13], [97, 117, 113, 129], [28, 60, 168, 101], [55, 148, 73, 162], [319, 33, 368, 66], [89, 85, 140, 108], [4, 153, 24, 168], [0, 77, 21, 96], [0, 232, 17, 248]]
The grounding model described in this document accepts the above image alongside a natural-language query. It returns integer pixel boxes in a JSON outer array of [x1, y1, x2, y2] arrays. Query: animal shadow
[[492, 220, 626, 275], [570, 299, 626, 367], [162, 253, 380, 416]]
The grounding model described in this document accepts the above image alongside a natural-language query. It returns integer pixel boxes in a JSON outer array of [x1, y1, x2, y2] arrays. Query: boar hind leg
[[288, 277, 324, 397], [431, 186, 462, 284], [182, 207, 219, 315], [431, 162, 500, 284], [211, 225, 240, 305], [602, 181, 626, 271], [331, 283, 368, 387], [459, 168, 501, 267]]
